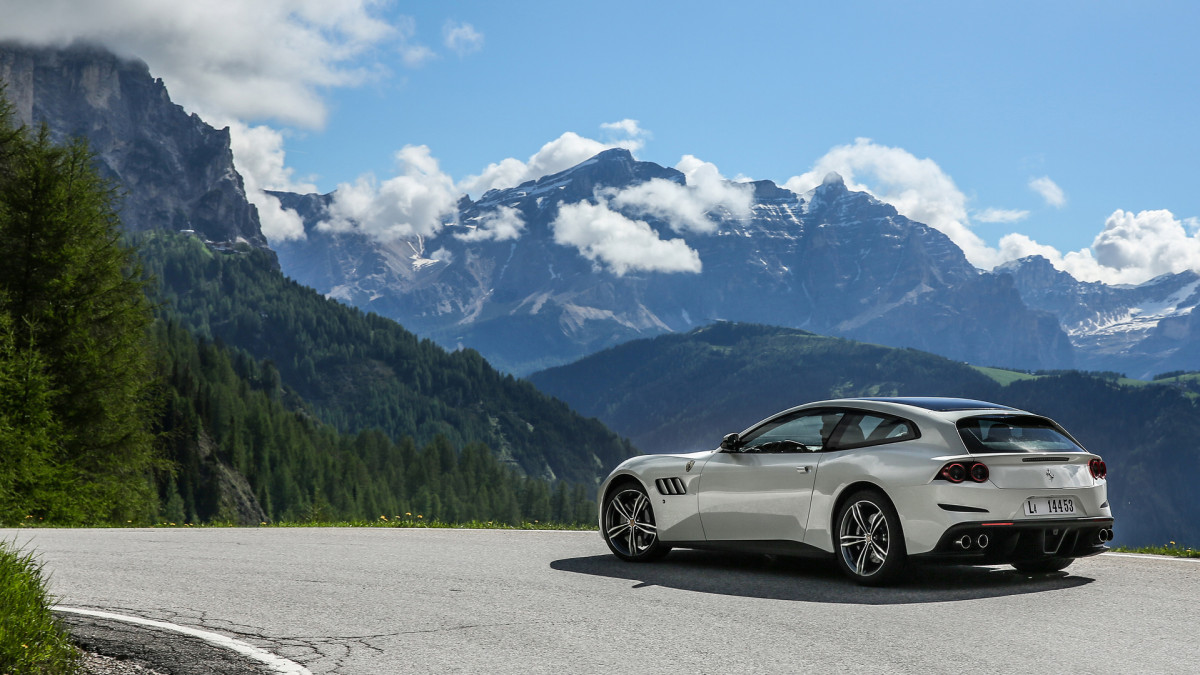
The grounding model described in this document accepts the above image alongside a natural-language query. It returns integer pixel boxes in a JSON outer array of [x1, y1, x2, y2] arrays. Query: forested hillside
[[139, 233, 634, 487], [530, 322, 999, 453], [530, 323, 1200, 546], [0, 97, 618, 526], [153, 319, 594, 524]]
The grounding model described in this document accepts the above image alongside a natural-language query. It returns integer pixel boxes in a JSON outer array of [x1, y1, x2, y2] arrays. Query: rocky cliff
[[0, 41, 269, 250]]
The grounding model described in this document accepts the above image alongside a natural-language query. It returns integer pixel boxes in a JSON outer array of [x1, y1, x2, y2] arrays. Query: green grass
[[1111, 543, 1200, 558], [6, 518, 600, 531], [972, 366, 1039, 386], [0, 540, 80, 675], [263, 518, 599, 530]]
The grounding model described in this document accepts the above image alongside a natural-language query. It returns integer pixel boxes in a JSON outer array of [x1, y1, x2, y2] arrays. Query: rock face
[[0, 41, 268, 249], [998, 255, 1200, 377], [273, 149, 1074, 374]]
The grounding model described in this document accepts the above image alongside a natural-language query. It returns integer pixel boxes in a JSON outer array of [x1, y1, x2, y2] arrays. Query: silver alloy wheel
[[839, 499, 890, 577], [604, 488, 658, 557]]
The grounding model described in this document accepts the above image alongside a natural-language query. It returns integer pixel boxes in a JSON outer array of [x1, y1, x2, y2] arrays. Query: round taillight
[[1089, 458, 1108, 479], [969, 462, 989, 483], [942, 463, 967, 483], [1098, 460, 1107, 479]]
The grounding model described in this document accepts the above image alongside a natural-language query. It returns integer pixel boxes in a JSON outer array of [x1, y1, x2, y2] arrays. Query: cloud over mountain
[[458, 122, 648, 198], [0, 0, 395, 129], [318, 145, 459, 241], [551, 200, 702, 276]]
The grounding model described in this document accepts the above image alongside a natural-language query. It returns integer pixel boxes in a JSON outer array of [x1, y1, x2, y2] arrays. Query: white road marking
[[54, 606, 311, 674]]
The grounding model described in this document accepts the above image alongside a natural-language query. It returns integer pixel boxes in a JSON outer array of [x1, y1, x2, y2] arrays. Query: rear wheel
[[1013, 557, 1073, 574], [834, 490, 907, 586], [602, 482, 670, 562]]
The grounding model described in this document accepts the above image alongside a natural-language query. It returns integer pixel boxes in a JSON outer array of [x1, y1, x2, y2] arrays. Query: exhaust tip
[[957, 534, 973, 550], [1097, 528, 1112, 543], [975, 534, 989, 549]]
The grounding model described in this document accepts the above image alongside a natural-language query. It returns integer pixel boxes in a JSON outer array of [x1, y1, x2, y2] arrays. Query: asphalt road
[[4, 528, 1198, 674]]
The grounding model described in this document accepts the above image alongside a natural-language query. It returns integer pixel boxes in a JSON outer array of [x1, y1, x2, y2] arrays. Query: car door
[[698, 409, 846, 543]]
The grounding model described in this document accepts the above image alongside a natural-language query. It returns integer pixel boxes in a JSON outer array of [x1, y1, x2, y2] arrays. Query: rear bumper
[[912, 516, 1114, 564]]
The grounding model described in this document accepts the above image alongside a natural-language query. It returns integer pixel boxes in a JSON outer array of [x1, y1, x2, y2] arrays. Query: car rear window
[[957, 415, 1085, 454]]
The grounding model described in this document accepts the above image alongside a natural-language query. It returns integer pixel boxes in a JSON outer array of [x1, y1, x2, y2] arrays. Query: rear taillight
[[1089, 458, 1108, 479], [941, 463, 967, 482], [938, 461, 989, 483]]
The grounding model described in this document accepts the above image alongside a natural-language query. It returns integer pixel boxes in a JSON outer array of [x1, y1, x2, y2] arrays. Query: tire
[[1012, 557, 1074, 574], [834, 489, 907, 586], [602, 482, 670, 562]]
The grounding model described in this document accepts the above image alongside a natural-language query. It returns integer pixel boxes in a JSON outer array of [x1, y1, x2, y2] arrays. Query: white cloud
[[443, 21, 484, 57], [601, 155, 753, 234], [999, 209, 1200, 285], [1030, 176, 1067, 208], [785, 138, 1002, 268], [318, 144, 460, 241], [599, 119, 650, 153], [0, 0, 397, 129], [455, 205, 526, 242], [551, 200, 701, 276], [974, 208, 1030, 224], [458, 122, 647, 197], [396, 15, 436, 68], [400, 44, 437, 68]]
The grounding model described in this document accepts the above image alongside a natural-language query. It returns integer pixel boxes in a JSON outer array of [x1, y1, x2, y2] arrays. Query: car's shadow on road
[[550, 551, 1092, 604]]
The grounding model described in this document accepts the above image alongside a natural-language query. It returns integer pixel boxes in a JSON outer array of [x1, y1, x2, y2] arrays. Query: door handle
[[796, 466, 812, 473]]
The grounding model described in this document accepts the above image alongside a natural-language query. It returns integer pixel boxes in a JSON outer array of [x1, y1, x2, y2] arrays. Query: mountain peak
[[822, 171, 846, 187], [592, 147, 635, 163], [477, 148, 681, 208]]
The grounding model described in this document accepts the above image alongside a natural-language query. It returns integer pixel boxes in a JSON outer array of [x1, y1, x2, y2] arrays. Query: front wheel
[[834, 490, 907, 585], [602, 482, 670, 562], [1012, 557, 1073, 574]]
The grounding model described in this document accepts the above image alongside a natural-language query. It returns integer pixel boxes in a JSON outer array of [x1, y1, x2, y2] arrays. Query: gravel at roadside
[[79, 651, 169, 675]]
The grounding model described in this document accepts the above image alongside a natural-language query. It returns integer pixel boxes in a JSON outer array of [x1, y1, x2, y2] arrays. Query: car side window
[[741, 410, 845, 452], [833, 413, 918, 449]]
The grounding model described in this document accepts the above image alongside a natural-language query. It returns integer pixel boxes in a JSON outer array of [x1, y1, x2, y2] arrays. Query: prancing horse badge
[[685, 460, 695, 472]]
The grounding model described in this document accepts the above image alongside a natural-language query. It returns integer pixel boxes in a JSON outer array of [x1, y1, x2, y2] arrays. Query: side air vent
[[655, 478, 687, 496]]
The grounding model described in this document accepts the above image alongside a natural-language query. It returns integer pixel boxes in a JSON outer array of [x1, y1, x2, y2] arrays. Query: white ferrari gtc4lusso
[[599, 397, 1114, 585]]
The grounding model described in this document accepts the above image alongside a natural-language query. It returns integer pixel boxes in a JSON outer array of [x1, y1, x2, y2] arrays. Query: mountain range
[[272, 154, 1076, 374], [7, 41, 1199, 380], [268, 146, 1200, 379]]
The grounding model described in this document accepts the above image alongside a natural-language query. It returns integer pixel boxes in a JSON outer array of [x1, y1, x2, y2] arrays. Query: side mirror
[[720, 433, 741, 451]]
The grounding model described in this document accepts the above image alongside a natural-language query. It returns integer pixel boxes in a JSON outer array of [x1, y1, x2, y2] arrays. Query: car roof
[[846, 397, 1020, 412], [739, 397, 1034, 436]]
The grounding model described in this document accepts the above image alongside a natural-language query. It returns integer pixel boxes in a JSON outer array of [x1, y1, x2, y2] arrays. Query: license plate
[[1024, 497, 1076, 516]]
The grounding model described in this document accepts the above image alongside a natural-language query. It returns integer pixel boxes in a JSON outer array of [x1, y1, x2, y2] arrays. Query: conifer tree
[[0, 94, 157, 522]]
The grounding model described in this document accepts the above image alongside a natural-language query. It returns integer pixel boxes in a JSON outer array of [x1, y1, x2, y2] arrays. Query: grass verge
[[0, 540, 80, 674], [4, 518, 601, 530], [1111, 543, 1199, 558]]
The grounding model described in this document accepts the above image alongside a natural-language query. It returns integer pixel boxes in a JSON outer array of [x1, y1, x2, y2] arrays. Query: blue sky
[[3, 1, 1197, 284]]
